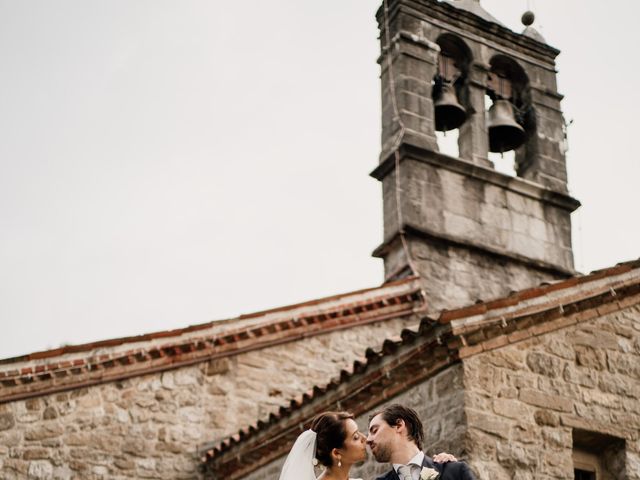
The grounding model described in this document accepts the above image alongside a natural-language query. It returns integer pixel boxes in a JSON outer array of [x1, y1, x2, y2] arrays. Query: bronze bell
[[487, 99, 526, 153], [434, 83, 467, 132]]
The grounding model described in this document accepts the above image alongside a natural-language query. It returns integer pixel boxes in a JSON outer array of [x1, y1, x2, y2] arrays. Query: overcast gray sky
[[1, 0, 638, 359]]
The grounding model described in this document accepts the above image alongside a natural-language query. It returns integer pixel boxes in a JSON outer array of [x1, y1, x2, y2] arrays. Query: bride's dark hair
[[310, 411, 354, 467]]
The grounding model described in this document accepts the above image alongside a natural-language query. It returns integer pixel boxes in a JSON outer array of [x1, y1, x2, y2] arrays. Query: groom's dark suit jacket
[[375, 454, 476, 480]]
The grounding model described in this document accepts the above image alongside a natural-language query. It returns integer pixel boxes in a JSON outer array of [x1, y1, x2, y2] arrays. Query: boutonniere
[[419, 467, 440, 480]]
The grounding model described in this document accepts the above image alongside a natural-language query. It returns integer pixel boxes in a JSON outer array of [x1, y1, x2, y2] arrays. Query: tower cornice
[[371, 144, 581, 213], [376, 0, 560, 64]]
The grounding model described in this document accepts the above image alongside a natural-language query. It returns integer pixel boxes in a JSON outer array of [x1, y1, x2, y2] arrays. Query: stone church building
[[1, 0, 638, 479]]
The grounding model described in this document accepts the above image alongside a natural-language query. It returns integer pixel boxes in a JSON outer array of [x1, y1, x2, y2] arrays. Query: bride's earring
[[338, 459, 342, 468]]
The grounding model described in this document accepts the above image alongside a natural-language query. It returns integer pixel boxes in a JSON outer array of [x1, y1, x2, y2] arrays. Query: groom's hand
[[432, 452, 457, 463]]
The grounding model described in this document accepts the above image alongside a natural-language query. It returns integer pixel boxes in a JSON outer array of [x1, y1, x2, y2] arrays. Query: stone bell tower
[[372, 0, 581, 311]]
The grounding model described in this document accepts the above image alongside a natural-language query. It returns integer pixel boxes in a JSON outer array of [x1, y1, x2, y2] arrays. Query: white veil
[[278, 430, 317, 480]]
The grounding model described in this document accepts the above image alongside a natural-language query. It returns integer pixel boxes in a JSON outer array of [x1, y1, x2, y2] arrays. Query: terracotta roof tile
[[0, 277, 424, 403]]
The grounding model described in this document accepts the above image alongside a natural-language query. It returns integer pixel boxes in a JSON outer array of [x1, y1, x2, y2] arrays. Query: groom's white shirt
[[393, 451, 425, 480]]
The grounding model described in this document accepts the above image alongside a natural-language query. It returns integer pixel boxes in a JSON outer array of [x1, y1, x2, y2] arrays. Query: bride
[[278, 411, 366, 480], [278, 411, 455, 480]]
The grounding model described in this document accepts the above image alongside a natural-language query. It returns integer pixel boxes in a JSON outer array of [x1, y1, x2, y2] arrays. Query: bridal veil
[[278, 430, 317, 480]]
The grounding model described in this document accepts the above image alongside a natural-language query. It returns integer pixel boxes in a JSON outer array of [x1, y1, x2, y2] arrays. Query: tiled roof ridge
[[1, 276, 419, 366], [201, 259, 640, 479], [0, 278, 425, 404], [438, 262, 640, 328]]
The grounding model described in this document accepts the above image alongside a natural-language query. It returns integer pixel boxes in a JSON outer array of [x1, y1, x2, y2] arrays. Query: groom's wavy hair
[[310, 411, 354, 467], [370, 404, 424, 450]]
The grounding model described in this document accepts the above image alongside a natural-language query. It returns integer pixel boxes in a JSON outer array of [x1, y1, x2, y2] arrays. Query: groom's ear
[[394, 418, 406, 433]]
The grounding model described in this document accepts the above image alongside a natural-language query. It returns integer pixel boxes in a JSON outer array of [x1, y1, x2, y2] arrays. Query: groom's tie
[[397, 465, 413, 480]]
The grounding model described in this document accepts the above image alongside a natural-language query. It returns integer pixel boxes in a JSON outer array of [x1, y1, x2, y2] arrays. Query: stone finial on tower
[[521, 10, 546, 44]]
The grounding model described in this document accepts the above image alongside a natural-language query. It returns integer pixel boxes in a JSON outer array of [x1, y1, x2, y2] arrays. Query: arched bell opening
[[485, 55, 534, 171], [433, 34, 472, 158]]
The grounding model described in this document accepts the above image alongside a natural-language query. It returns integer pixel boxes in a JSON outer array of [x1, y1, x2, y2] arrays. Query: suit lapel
[[421, 455, 436, 469], [421, 455, 442, 476]]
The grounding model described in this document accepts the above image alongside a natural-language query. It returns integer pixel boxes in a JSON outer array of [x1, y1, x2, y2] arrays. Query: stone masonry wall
[[382, 159, 574, 271], [0, 316, 418, 480], [380, 158, 574, 311], [245, 364, 469, 480], [463, 303, 640, 479], [408, 240, 556, 313]]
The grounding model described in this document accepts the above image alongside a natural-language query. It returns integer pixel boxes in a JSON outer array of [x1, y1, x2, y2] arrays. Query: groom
[[367, 404, 475, 480]]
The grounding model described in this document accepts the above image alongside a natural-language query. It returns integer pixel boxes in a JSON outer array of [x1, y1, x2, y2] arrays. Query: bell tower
[[373, 0, 581, 311]]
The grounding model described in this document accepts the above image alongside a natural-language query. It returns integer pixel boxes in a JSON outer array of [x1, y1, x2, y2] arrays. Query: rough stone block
[[519, 388, 573, 412], [571, 330, 619, 350], [160, 372, 175, 390], [398, 90, 434, 118], [42, 406, 57, 421], [92, 465, 109, 476], [114, 457, 135, 471], [496, 441, 538, 468], [575, 345, 608, 371], [467, 409, 511, 439], [24, 424, 64, 441], [493, 398, 531, 420], [509, 232, 544, 260], [27, 460, 53, 479], [545, 338, 575, 361], [25, 399, 42, 412], [0, 413, 15, 431], [468, 461, 511, 480], [540, 449, 574, 478], [487, 349, 525, 370], [510, 211, 529, 234], [526, 351, 563, 378], [528, 217, 548, 241], [505, 191, 527, 213], [562, 364, 596, 388], [205, 358, 230, 376], [480, 204, 510, 230], [542, 427, 571, 450], [533, 409, 559, 427], [394, 74, 434, 98], [399, 110, 435, 135], [394, 52, 438, 79], [22, 448, 50, 461], [52, 465, 72, 480], [443, 211, 481, 239], [483, 184, 507, 208]]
